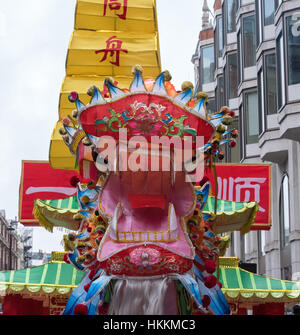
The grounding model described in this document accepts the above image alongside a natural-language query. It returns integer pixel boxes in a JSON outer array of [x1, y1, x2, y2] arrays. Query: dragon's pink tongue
[[128, 194, 166, 210]]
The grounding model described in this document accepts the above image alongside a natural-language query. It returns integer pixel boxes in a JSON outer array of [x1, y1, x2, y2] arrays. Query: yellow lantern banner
[[75, 0, 158, 33], [49, 0, 161, 170], [58, 75, 134, 119], [49, 121, 77, 170], [66, 30, 160, 77]]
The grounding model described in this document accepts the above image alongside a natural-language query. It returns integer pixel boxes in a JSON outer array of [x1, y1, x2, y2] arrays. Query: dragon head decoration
[[58, 65, 238, 315]]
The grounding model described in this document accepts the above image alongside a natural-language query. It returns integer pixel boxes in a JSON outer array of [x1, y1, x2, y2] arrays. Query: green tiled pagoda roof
[[217, 258, 300, 303], [34, 194, 258, 235], [0, 252, 85, 297]]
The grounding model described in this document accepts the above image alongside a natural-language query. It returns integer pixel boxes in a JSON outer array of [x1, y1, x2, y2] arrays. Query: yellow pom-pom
[[131, 64, 143, 75], [163, 70, 172, 82], [217, 124, 226, 134], [80, 195, 90, 205], [181, 81, 194, 91], [82, 136, 92, 146], [77, 255, 85, 263], [196, 92, 208, 100], [104, 76, 115, 86], [73, 213, 85, 221], [222, 114, 233, 125], [87, 85, 97, 96], [59, 127, 67, 135]]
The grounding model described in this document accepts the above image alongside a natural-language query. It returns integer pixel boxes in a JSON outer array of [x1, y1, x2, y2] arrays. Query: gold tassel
[[32, 204, 54, 233]]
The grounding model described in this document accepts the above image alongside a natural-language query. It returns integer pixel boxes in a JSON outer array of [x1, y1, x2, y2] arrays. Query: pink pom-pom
[[89, 269, 96, 280], [68, 91, 78, 102], [98, 302, 109, 315], [63, 253, 70, 264], [62, 117, 71, 126], [202, 295, 211, 308], [84, 283, 91, 292], [74, 304, 88, 315], [204, 275, 217, 289], [204, 259, 216, 274], [230, 140, 237, 148], [70, 176, 80, 187]]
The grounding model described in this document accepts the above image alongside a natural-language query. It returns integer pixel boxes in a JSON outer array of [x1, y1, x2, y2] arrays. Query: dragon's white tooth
[[110, 203, 122, 240]]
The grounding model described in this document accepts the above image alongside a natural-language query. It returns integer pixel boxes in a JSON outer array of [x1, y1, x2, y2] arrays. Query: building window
[[259, 52, 277, 133], [263, 0, 275, 26], [280, 174, 290, 247], [274, 0, 282, 12], [227, 53, 238, 99], [226, 0, 238, 34], [286, 14, 300, 86], [243, 15, 256, 68], [216, 16, 223, 58], [276, 32, 286, 108], [256, 0, 262, 47], [201, 45, 215, 84], [207, 98, 216, 115], [281, 266, 291, 281], [265, 53, 277, 114], [258, 230, 266, 256], [226, 118, 240, 163], [216, 75, 225, 111], [258, 69, 265, 134], [244, 90, 259, 144], [237, 31, 242, 84]]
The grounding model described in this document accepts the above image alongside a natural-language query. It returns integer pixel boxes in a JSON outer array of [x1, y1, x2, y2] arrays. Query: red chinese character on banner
[[95, 36, 128, 66], [103, 0, 128, 20]]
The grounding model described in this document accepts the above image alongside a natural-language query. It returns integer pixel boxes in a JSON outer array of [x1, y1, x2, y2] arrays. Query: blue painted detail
[[68, 250, 85, 271], [174, 88, 192, 105], [130, 70, 146, 92], [90, 86, 105, 105], [177, 273, 203, 308], [85, 274, 112, 304], [193, 98, 206, 118], [152, 72, 167, 94], [193, 265, 231, 315], [75, 99, 86, 113], [106, 81, 126, 99], [63, 273, 90, 315], [195, 183, 210, 210]]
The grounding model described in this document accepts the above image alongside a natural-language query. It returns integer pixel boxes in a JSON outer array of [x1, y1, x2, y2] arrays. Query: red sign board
[[19, 161, 85, 226], [19, 161, 271, 230], [206, 163, 271, 231]]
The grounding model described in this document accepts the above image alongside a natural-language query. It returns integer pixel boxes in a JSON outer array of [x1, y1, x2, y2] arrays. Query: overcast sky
[[0, 0, 214, 253]]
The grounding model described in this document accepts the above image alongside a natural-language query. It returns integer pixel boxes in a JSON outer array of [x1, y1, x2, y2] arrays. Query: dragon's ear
[[195, 178, 211, 210]]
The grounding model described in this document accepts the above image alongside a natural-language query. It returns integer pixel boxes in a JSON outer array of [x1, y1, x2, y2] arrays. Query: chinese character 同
[[103, 0, 128, 20], [95, 36, 128, 66]]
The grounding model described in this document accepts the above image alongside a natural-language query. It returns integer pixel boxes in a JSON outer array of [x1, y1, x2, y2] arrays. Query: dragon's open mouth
[[97, 167, 196, 261], [110, 200, 179, 243]]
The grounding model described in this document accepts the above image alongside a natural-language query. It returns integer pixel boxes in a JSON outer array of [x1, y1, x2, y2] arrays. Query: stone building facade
[[192, 0, 300, 281], [0, 210, 21, 270]]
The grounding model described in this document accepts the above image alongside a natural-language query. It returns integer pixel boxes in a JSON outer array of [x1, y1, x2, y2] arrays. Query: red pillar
[[253, 303, 285, 315], [237, 307, 248, 315], [3, 294, 50, 315]]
